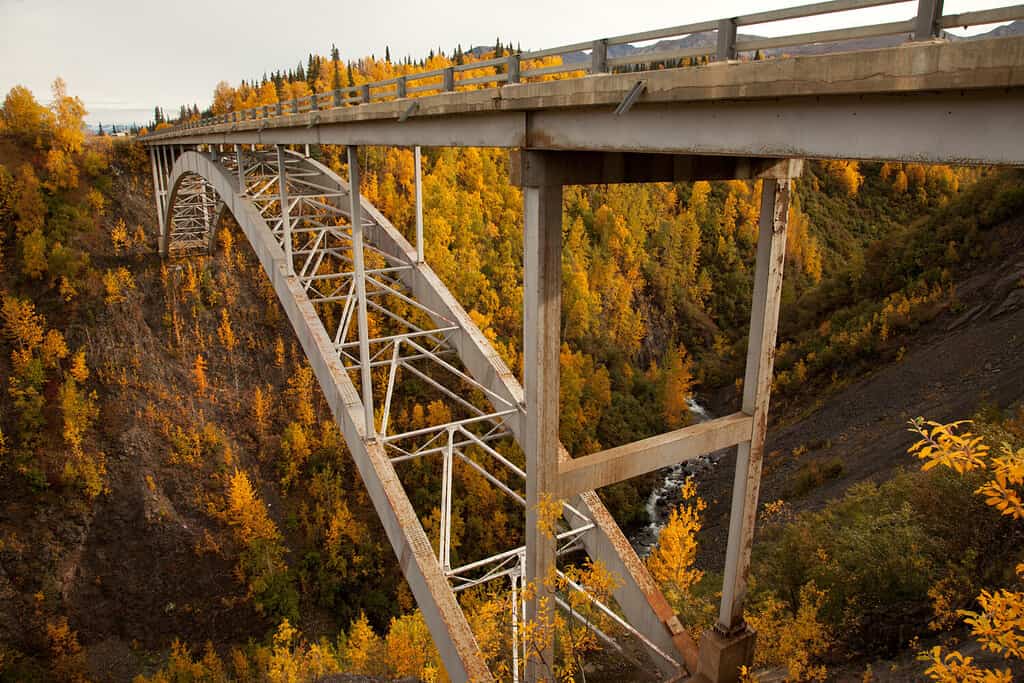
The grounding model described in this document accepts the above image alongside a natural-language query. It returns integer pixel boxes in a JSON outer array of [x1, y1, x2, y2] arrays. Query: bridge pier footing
[[693, 627, 757, 683]]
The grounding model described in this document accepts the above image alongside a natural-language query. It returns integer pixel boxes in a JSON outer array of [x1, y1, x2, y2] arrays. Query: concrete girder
[[144, 88, 1024, 166]]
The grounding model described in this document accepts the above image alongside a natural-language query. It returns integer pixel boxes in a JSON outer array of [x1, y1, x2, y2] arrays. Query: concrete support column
[[234, 144, 246, 194], [700, 177, 791, 683], [347, 146, 376, 440], [200, 177, 214, 256], [160, 146, 173, 253], [275, 145, 294, 276], [522, 152, 561, 682], [150, 148, 168, 257], [414, 146, 424, 263]]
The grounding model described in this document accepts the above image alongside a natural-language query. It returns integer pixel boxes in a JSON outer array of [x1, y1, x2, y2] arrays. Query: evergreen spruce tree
[[331, 44, 342, 91]]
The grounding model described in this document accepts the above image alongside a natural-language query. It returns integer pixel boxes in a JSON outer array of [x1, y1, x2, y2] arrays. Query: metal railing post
[[361, 84, 371, 104], [397, 76, 407, 98], [347, 146, 376, 439], [914, 0, 945, 40], [415, 145, 425, 263], [591, 39, 608, 73], [716, 18, 738, 61], [507, 54, 521, 84], [443, 67, 455, 92]]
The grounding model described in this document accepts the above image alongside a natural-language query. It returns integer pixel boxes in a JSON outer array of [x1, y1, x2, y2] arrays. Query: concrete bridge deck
[[144, 35, 1024, 165]]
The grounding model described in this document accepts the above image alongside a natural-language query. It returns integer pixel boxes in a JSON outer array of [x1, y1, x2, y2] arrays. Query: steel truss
[[153, 143, 789, 681]]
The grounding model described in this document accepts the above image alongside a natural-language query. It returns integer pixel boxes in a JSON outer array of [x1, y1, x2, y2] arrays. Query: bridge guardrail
[[159, 0, 1024, 135]]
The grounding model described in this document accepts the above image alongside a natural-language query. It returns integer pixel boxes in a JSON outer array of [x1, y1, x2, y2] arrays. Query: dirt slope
[[696, 217, 1024, 569]]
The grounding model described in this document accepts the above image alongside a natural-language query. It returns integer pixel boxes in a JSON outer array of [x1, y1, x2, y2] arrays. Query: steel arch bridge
[[141, 0, 1024, 679]]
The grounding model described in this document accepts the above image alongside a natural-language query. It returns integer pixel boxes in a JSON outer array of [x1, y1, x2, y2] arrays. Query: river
[[628, 397, 730, 556]]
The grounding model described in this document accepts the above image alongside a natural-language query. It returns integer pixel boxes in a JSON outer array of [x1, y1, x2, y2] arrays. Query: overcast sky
[[0, 0, 1011, 126]]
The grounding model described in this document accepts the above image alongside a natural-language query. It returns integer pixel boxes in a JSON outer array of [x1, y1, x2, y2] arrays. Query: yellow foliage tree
[[745, 582, 831, 681], [14, 164, 46, 239], [909, 418, 1024, 682], [279, 422, 311, 490], [647, 478, 707, 621], [824, 160, 863, 196], [192, 354, 208, 397], [226, 468, 280, 545], [44, 148, 78, 190], [385, 611, 445, 681], [20, 228, 47, 279], [344, 612, 385, 675], [217, 308, 237, 352], [253, 385, 268, 435], [102, 266, 135, 303], [50, 77, 86, 155], [663, 344, 695, 430], [2, 85, 53, 143], [286, 364, 316, 426]]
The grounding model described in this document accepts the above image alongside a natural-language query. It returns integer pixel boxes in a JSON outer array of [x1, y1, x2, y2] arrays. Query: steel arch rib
[[165, 150, 494, 682]]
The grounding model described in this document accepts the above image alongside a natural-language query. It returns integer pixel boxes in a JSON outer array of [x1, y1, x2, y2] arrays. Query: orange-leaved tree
[[908, 418, 1024, 682]]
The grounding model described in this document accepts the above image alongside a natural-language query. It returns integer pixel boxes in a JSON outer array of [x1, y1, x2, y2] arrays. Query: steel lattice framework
[[153, 145, 734, 682]]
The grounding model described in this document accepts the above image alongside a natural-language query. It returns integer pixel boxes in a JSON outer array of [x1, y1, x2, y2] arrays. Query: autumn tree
[[211, 81, 235, 115], [1, 85, 52, 143], [908, 419, 1024, 682], [662, 344, 695, 430], [279, 422, 311, 490], [217, 308, 237, 352], [253, 385, 269, 436], [384, 611, 444, 680], [58, 356, 105, 498], [2, 294, 51, 455], [44, 78, 86, 190], [13, 163, 44, 233], [193, 354, 208, 396], [647, 479, 708, 624], [824, 160, 863, 196], [343, 612, 385, 675], [224, 469, 297, 618]]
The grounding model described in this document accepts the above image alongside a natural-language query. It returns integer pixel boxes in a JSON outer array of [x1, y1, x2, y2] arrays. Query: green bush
[[754, 462, 1015, 655]]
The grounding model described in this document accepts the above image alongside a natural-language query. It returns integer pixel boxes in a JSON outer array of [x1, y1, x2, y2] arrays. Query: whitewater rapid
[[630, 397, 728, 556]]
